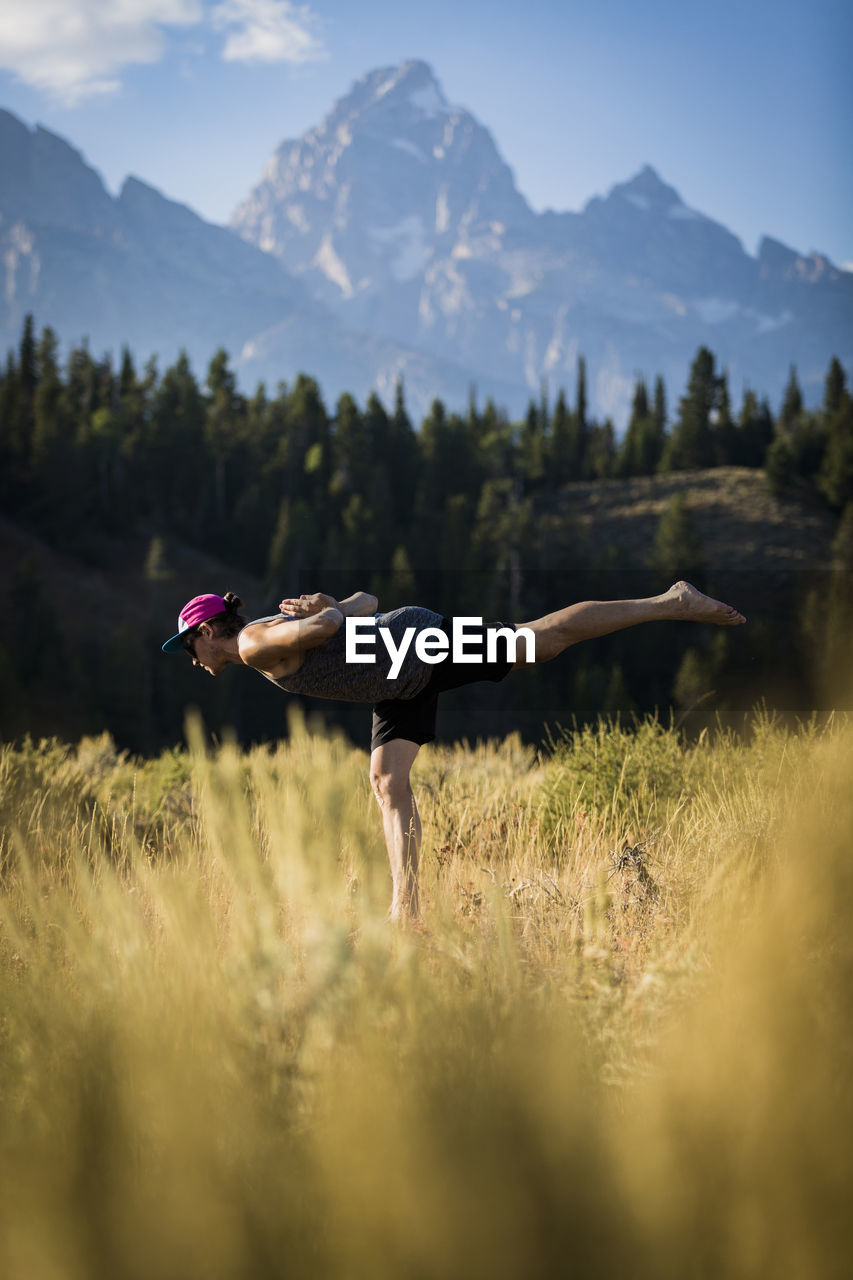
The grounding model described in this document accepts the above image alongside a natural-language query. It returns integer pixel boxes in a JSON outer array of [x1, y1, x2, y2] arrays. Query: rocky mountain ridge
[[1, 58, 851, 424], [232, 60, 853, 421], [0, 104, 497, 416]]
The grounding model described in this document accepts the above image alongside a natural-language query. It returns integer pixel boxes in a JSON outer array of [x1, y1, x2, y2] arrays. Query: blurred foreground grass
[[0, 711, 851, 1280]]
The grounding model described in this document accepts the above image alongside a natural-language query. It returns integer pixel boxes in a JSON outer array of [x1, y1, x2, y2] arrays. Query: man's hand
[[279, 591, 378, 618], [279, 592, 336, 618]]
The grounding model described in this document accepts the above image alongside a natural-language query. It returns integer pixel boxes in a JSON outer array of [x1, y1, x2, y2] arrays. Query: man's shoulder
[[238, 616, 303, 675]]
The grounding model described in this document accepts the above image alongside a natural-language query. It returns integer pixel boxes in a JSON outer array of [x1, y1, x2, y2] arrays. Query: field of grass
[[1, 710, 851, 1279]]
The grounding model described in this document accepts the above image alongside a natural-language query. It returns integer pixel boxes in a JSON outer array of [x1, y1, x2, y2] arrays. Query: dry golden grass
[[1, 710, 851, 1279]]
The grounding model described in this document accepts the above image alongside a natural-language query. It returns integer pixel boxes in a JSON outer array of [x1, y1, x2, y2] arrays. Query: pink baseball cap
[[162, 594, 227, 653]]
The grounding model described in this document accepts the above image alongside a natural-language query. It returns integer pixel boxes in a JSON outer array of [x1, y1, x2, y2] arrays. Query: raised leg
[[369, 737, 423, 921], [513, 580, 746, 667]]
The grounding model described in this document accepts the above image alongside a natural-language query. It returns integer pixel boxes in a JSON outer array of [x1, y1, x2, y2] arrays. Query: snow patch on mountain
[[694, 298, 741, 324], [391, 137, 427, 163], [435, 187, 450, 234], [755, 309, 793, 335], [376, 69, 406, 98], [286, 203, 310, 232], [314, 234, 353, 296], [692, 297, 795, 335]]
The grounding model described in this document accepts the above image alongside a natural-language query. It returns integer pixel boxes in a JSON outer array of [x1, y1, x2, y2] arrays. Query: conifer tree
[[478, 396, 513, 482], [734, 390, 774, 467], [65, 343, 98, 437], [824, 357, 846, 417], [18, 312, 38, 430], [386, 379, 419, 530], [4, 314, 38, 491], [549, 388, 576, 485], [31, 326, 64, 474], [585, 420, 616, 480], [768, 363, 826, 488], [119, 347, 136, 398], [363, 391, 394, 555], [764, 432, 798, 494], [285, 374, 331, 527], [653, 375, 667, 436], [140, 351, 206, 530], [0, 352, 17, 506], [617, 376, 665, 476], [818, 365, 853, 510], [713, 369, 737, 466], [663, 346, 718, 470], [331, 392, 369, 497], [206, 348, 241, 524], [519, 398, 546, 488], [439, 492, 474, 612], [575, 356, 589, 476], [633, 377, 650, 422], [339, 491, 376, 580], [779, 365, 804, 431], [416, 398, 480, 524]]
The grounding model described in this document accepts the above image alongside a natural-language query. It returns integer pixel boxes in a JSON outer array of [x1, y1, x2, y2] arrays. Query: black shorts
[[370, 617, 517, 753]]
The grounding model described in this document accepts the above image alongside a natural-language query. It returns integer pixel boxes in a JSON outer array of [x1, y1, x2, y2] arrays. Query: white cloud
[[0, 0, 324, 104], [0, 0, 203, 103], [211, 0, 325, 64]]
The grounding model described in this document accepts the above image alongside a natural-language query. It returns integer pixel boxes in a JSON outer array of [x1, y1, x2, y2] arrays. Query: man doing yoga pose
[[162, 582, 746, 920]]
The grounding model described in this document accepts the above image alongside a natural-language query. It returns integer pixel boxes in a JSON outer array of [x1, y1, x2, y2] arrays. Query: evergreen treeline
[[1, 315, 851, 751]]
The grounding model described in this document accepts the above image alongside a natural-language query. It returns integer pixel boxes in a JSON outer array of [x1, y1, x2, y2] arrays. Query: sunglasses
[[182, 630, 199, 659]]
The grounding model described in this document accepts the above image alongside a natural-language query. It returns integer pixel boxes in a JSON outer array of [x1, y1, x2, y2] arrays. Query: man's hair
[[206, 591, 247, 639]]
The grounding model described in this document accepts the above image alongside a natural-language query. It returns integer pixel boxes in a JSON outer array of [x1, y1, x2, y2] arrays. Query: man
[[162, 582, 746, 921]]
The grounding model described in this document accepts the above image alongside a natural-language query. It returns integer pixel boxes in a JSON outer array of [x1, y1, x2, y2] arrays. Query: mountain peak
[[356, 60, 450, 117], [118, 174, 202, 229], [233, 58, 533, 301], [315, 59, 453, 136], [609, 164, 687, 212], [0, 106, 116, 233]]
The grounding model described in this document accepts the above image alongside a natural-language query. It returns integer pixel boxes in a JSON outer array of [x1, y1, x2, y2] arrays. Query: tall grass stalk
[[0, 710, 850, 1278]]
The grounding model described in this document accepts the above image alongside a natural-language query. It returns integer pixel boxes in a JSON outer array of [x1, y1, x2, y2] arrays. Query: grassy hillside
[[1, 712, 851, 1278], [561, 466, 836, 572]]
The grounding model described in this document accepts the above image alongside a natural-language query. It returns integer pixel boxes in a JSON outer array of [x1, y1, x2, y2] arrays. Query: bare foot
[[666, 581, 746, 625]]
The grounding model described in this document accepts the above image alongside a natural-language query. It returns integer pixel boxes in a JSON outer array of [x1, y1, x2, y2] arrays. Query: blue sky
[[1, 0, 850, 265]]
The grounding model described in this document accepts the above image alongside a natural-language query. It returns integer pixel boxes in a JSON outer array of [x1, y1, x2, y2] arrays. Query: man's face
[[184, 626, 227, 676]]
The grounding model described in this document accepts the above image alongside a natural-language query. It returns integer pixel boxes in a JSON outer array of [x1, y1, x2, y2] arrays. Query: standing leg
[[513, 580, 746, 667], [369, 738, 423, 921]]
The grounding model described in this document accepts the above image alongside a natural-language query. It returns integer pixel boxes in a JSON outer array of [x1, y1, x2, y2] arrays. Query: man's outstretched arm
[[279, 591, 378, 618]]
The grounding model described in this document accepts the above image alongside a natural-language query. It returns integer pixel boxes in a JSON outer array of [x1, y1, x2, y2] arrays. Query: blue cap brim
[[162, 633, 187, 653]]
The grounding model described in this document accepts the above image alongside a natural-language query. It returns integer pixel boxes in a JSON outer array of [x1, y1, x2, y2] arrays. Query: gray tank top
[[256, 606, 444, 703]]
